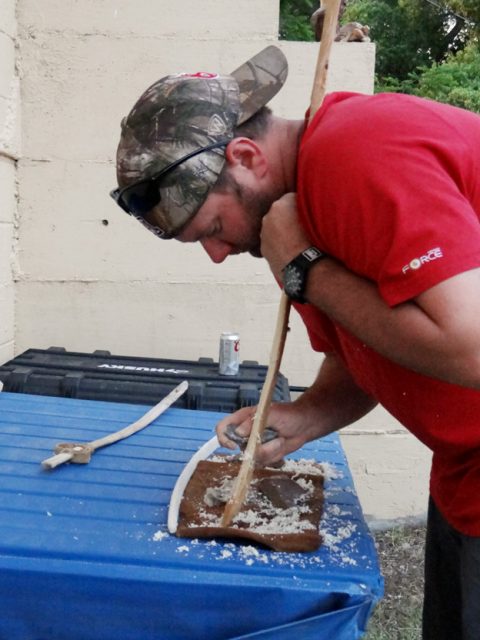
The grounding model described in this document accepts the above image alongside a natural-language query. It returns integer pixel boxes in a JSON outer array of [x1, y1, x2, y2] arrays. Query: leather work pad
[[176, 458, 325, 552]]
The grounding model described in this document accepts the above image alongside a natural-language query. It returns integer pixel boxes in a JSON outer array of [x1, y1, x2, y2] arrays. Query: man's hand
[[260, 193, 312, 280], [216, 402, 317, 466], [216, 353, 377, 466]]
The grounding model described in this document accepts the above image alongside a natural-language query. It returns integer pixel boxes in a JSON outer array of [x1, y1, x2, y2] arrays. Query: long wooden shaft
[[221, 0, 342, 529], [310, 0, 342, 123], [221, 293, 290, 525]]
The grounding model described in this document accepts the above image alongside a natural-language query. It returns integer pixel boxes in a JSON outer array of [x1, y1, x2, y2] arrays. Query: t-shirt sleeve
[[292, 302, 337, 353], [368, 149, 480, 307], [298, 94, 480, 307]]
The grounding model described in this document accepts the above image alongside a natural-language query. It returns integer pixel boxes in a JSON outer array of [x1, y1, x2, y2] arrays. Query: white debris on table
[[152, 458, 374, 571]]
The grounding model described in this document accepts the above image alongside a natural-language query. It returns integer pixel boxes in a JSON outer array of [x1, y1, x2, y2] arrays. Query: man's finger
[[255, 436, 286, 466], [216, 412, 252, 449]]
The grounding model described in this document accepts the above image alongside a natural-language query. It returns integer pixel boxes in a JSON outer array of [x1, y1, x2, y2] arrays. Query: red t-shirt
[[295, 92, 480, 535]]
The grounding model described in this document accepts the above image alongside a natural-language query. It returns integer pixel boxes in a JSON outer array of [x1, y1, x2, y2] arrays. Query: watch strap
[[293, 246, 324, 270], [282, 246, 326, 304]]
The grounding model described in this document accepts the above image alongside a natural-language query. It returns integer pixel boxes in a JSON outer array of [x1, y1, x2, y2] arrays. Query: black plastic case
[[0, 347, 291, 411]]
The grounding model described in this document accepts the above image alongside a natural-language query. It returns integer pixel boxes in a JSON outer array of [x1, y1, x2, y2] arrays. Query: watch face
[[284, 264, 303, 297]]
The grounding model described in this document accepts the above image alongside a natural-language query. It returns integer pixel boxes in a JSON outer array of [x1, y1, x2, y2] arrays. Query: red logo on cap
[[178, 72, 219, 79]]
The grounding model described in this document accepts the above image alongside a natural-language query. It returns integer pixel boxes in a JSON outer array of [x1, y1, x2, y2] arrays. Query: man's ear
[[225, 138, 268, 178]]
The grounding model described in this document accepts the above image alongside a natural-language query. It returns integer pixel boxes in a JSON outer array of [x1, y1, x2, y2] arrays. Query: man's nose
[[200, 238, 232, 263]]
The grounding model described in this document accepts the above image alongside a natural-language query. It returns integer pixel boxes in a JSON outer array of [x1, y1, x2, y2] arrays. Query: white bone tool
[[167, 435, 220, 534]]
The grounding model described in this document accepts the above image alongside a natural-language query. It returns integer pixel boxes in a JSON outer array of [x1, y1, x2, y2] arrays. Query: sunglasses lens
[[112, 180, 169, 237], [121, 180, 160, 216]]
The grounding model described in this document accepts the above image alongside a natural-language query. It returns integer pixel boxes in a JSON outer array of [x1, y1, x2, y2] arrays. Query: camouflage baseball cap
[[112, 45, 288, 238]]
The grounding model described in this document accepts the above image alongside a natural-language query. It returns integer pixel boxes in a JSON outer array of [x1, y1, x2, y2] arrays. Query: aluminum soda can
[[219, 331, 240, 375]]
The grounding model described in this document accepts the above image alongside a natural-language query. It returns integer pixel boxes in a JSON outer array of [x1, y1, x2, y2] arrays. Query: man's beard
[[235, 182, 274, 258]]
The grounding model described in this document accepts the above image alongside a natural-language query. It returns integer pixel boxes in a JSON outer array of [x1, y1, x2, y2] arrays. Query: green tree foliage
[[447, 0, 480, 28], [375, 44, 480, 113], [412, 44, 480, 113], [342, 0, 471, 80], [279, 0, 479, 112], [279, 0, 316, 41]]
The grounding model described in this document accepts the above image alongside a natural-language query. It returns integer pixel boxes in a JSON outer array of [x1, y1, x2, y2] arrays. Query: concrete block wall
[[0, 0, 18, 365], [11, 0, 430, 525], [15, 0, 375, 377]]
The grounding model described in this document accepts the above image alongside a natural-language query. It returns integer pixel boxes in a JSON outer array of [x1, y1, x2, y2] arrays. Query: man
[[111, 46, 480, 639]]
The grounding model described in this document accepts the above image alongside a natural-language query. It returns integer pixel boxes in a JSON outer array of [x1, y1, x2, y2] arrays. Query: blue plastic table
[[0, 391, 383, 639]]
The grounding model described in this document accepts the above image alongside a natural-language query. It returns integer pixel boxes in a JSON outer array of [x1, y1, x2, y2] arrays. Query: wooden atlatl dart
[[169, 0, 343, 551], [221, 0, 343, 529]]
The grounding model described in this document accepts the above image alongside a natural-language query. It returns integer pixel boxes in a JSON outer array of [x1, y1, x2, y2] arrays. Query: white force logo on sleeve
[[402, 247, 443, 274]]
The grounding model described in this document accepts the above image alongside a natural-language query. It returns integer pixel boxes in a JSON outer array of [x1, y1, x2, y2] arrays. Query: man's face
[[176, 175, 273, 263]]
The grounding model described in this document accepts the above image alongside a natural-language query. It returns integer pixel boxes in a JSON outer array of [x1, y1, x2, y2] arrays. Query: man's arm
[[216, 352, 377, 465], [261, 193, 480, 389], [306, 260, 480, 388]]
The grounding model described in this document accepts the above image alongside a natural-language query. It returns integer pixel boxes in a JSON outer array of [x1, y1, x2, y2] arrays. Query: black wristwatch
[[282, 246, 326, 304]]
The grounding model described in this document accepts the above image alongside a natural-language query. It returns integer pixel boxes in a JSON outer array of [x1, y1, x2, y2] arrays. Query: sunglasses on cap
[[110, 139, 229, 238]]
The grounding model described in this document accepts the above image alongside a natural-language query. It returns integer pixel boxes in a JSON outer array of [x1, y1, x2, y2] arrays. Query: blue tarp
[[0, 392, 383, 639]]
